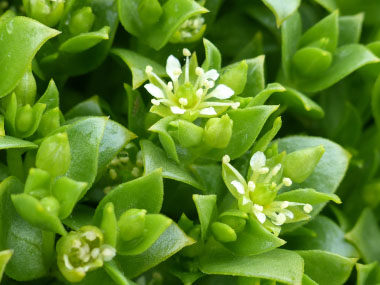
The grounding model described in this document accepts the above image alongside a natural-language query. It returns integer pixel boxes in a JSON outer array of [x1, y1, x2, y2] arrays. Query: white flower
[[144, 49, 237, 120]]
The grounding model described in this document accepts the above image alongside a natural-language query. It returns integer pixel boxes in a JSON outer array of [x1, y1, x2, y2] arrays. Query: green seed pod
[[15, 104, 34, 133], [13, 68, 36, 106], [249, 183, 277, 206], [203, 114, 233, 149], [118, 208, 147, 242], [219, 60, 248, 95], [138, 0, 162, 25], [176, 83, 197, 108], [40, 195, 60, 216], [36, 132, 71, 178], [211, 222, 237, 243], [37, 107, 61, 137], [292, 47, 332, 78], [69, 6, 95, 36], [282, 145, 325, 183], [23, 0, 65, 27], [169, 119, 204, 147]]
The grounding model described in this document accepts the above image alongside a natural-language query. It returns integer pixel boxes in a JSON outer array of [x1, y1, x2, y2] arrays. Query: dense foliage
[[0, 0, 380, 284]]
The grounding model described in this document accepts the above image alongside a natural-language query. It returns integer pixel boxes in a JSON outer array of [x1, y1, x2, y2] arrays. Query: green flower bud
[[13, 68, 36, 106], [282, 145, 325, 183], [36, 132, 71, 177], [169, 119, 204, 148], [37, 107, 61, 137], [69, 6, 95, 36], [100, 202, 117, 247], [57, 226, 116, 283], [118, 209, 147, 242], [23, 0, 65, 27], [218, 210, 248, 233], [211, 222, 237, 243], [40, 195, 60, 216], [219, 60, 248, 95], [15, 104, 34, 133], [292, 47, 332, 78], [24, 168, 51, 199], [138, 0, 162, 25], [203, 114, 233, 149]]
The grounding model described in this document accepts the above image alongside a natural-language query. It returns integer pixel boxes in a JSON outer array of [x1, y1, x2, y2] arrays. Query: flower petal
[[204, 69, 219, 81], [208, 84, 235, 99], [250, 151, 266, 171], [254, 211, 266, 224], [166, 55, 181, 82], [200, 107, 217, 115], [170, 106, 186, 114], [231, 180, 245, 195], [144, 83, 165, 99]]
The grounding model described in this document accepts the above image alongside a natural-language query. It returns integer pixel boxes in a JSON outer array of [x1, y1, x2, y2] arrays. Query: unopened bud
[[203, 114, 233, 149]]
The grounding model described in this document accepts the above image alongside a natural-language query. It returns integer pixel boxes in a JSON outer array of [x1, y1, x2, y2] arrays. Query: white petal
[[204, 69, 219, 81], [250, 151, 266, 171], [144, 83, 165, 99], [170, 106, 186, 114], [231, 180, 245, 195], [282, 209, 294, 219], [200, 107, 217, 115], [242, 197, 251, 206], [255, 211, 266, 224], [208, 84, 234, 99], [166, 55, 181, 81]]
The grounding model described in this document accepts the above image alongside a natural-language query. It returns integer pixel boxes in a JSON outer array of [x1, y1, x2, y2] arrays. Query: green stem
[[103, 260, 136, 285], [42, 230, 56, 270], [6, 149, 24, 181]]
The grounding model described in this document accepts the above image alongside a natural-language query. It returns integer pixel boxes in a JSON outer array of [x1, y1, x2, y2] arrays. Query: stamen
[[253, 204, 263, 211], [276, 213, 286, 225], [179, 97, 188, 106], [173, 68, 182, 77], [222, 155, 230, 164], [208, 80, 215, 89], [248, 181, 256, 192], [281, 201, 289, 209], [242, 197, 250, 205], [182, 48, 191, 57], [91, 248, 100, 259], [83, 231, 97, 241], [72, 239, 81, 248], [231, 102, 240, 109], [101, 246, 116, 261], [63, 254, 74, 270], [109, 169, 117, 180], [303, 204, 313, 213], [196, 88, 203, 97], [145, 65, 153, 74], [272, 164, 282, 176], [167, 81, 173, 91], [282, 177, 292, 186], [195, 67, 204, 76], [131, 167, 140, 177], [119, 156, 129, 163], [259, 167, 269, 174]]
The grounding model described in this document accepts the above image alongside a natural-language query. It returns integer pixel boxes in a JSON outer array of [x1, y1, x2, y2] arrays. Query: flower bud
[[211, 222, 237, 243], [13, 68, 36, 106], [169, 119, 204, 148], [69, 6, 95, 36], [40, 195, 60, 216], [138, 0, 162, 25], [203, 114, 233, 149], [36, 132, 71, 177], [37, 107, 61, 137], [292, 47, 332, 78], [23, 0, 65, 27], [218, 210, 248, 233], [118, 209, 147, 242], [15, 104, 34, 133]]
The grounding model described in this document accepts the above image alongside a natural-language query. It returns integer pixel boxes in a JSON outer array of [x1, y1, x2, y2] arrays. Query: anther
[[183, 48, 191, 57], [222, 155, 230, 164], [282, 177, 292, 187]]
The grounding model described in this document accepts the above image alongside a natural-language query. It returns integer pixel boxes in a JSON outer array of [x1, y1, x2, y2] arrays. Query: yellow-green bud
[[292, 47, 332, 78], [40, 195, 60, 216], [118, 209, 147, 242], [211, 222, 237, 243], [203, 114, 233, 149], [16, 104, 34, 133], [69, 6, 95, 36], [36, 132, 71, 177], [37, 107, 61, 137], [249, 184, 277, 206], [23, 0, 65, 27], [14, 68, 36, 106]]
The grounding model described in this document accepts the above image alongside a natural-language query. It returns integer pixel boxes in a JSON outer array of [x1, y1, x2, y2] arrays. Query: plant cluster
[[0, 0, 380, 284]]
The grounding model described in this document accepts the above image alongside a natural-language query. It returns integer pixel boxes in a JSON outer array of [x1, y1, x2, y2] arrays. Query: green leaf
[[252, 117, 282, 153], [222, 216, 286, 256], [36, 79, 59, 110], [272, 87, 324, 119], [240, 56, 265, 98], [276, 136, 350, 230], [97, 119, 136, 175], [299, 11, 339, 53], [261, 0, 300, 27], [140, 140, 205, 190], [93, 169, 164, 224], [0, 16, 59, 97], [193, 194, 217, 240], [0, 249, 12, 282], [111, 49, 166, 89], [297, 250, 357, 285], [296, 45, 379, 92], [65, 117, 108, 188], [59, 26, 110, 53], [312, 0, 337, 12], [372, 75, 380, 130], [345, 208, 380, 263], [0, 136, 37, 150], [0, 177, 52, 281], [277, 188, 341, 204], [247, 83, 286, 107], [338, 13, 364, 46], [62, 204, 95, 231], [284, 216, 358, 258], [65, 96, 104, 119], [202, 38, 222, 71], [118, 0, 208, 50], [199, 242, 303, 285], [206, 106, 278, 160], [117, 222, 194, 278], [356, 262, 380, 285], [117, 214, 172, 255]]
